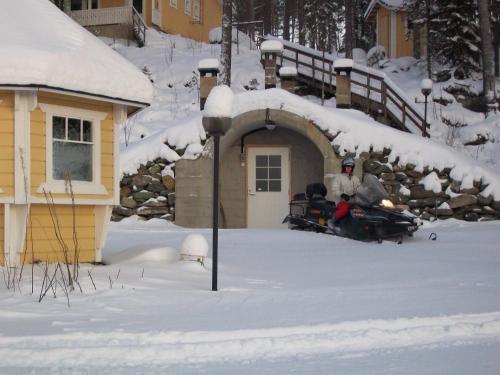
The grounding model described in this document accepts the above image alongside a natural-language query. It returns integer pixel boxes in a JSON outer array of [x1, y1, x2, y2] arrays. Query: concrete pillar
[[198, 59, 220, 110], [260, 40, 284, 89], [279, 67, 298, 94], [334, 58, 354, 109]]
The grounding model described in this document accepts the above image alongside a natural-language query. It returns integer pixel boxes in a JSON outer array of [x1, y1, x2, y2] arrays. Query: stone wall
[[113, 158, 176, 222], [361, 149, 500, 222]]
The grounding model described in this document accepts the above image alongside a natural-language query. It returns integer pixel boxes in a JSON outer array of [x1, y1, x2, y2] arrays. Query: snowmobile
[[283, 174, 421, 242]]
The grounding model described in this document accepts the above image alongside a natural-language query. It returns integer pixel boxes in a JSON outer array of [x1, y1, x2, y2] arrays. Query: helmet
[[341, 157, 355, 168]]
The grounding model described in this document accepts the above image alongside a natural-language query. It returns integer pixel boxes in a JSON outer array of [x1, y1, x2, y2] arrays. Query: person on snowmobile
[[331, 157, 361, 204]]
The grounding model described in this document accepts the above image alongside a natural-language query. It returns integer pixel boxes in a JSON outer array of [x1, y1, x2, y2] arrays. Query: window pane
[[269, 167, 281, 179], [53, 116, 66, 140], [269, 180, 281, 192], [256, 155, 268, 167], [256, 167, 268, 180], [68, 118, 81, 141], [82, 120, 92, 142], [53, 141, 92, 181], [256, 180, 268, 192], [269, 155, 281, 167]]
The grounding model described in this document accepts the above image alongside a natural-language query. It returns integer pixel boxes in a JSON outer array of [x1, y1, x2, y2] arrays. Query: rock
[[435, 207, 453, 216], [460, 187, 479, 195], [113, 206, 134, 217], [448, 194, 477, 209], [148, 164, 162, 174], [363, 160, 391, 175], [449, 180, 461, 194], [491, 201, 500, 210], [405, 170, 423, 179], [143, 196, 168, 207], [167, 192, 176, 206], [132, 174, 153, 189], [132, 190, 154, 203], [121, 196, 137, 209], [147, 181, 164, 193], [410, 185, 440, 199], [136, 206, 170, 216], [111, 214, 125, 222], [394, 172, 409, 182], [137, 165, 149, 175], [380, 172, 396, 181], [408, 197, 447, 209], [160, 213, 174, 221], [120, 186, 132, 198], [464, 212, 479, 222], [420, 212, 436, 221], [162, 175, 175, 191]]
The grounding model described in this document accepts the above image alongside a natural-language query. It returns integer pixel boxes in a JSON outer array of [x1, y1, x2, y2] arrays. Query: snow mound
[[0, 0, 153, 104], [181, 234, 209, 258], [104, 245, 180, 264], [204, 85, 234, 118]]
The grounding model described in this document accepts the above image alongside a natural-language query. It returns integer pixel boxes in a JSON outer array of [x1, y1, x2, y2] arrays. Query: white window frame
[[184, 0, 192, 16], [38, 103, 108, 195], [170, 0, 177, 9]]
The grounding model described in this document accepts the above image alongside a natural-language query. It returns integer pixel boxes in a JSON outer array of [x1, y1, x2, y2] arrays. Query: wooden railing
[[268, 38, 428, 136], [68, 6, 132, 27], [132, 7, 147, 47]]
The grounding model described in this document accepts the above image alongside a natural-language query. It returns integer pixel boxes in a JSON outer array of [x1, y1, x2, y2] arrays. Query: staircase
[[267, 38, 428, 136]]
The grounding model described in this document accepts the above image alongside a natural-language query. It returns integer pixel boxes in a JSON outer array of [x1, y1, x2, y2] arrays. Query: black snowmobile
[[283, 174, 421, 242]]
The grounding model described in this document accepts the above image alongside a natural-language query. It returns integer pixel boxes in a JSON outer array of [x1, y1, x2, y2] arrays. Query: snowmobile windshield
[[353, 174, 389, 207]]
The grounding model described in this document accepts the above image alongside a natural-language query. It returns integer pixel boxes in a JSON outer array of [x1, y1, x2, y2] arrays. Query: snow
[[198, 58, 220, 71], [279, 66, 298, 77], [0, 0, 153, 105], [260, 40, 284, 54], [204, 85, 234, 118], [421, 78, 434, 91], [180, 233, 209, 258], [334, 58, 354, 69], [1, 219, 500, 373], [420, 172, 442, 193]]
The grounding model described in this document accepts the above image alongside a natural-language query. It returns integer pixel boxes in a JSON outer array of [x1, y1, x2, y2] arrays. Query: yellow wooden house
[[364, 0, 426, 59], [66, 0, 221, 43], [0, 0, 153, 266]]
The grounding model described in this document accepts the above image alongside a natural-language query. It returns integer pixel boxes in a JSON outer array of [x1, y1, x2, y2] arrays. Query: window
[[39, 104, 108, 195], [170, 0, 177, 8], [185, 0, 192, 16], [52, 116, 93, 182], [255, 155, 282, 192], [193, 0, 201, 21]]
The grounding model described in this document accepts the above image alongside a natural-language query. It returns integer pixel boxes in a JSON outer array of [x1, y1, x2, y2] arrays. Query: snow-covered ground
[[1, 219, 499, 373]]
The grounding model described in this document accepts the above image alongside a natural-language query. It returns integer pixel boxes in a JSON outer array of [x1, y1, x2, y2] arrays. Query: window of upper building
[[193, 0, 201, 21], [39, 103, 108, 195], [185, 0, 192, 16], [170, 0, 177, 9]]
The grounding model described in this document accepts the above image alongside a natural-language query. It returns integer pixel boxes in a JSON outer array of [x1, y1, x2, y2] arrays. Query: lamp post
[[202, 115, 231, 291], [421, 78, 433, 137]]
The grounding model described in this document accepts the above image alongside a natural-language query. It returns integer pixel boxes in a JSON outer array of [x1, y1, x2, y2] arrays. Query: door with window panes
[[247, 147, 290, 228]]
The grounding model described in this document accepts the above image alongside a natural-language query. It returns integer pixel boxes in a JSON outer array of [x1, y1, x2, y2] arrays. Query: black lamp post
[[421, 78, 433, 137], [202, 116, 231, 291]]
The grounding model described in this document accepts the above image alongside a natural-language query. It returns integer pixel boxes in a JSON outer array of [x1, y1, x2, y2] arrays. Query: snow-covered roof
[[0, 0, 153, 106], [123, 88, 500, 199], [364, 0, 405, 19]]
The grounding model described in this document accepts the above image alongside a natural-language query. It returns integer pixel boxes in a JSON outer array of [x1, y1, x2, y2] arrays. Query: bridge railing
[[268, 37, 428, 136]]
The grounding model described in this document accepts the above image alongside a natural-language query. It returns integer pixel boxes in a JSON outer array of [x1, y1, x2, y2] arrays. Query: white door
[[152, 0, 161, 26], [247, 147, 290, 228]]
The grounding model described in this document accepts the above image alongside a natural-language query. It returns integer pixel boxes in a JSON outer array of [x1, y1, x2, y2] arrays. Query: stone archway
[[175, 108, 340, 228]]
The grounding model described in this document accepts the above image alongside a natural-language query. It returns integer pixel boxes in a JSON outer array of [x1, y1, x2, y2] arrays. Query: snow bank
[[0, 0, 153, 104]]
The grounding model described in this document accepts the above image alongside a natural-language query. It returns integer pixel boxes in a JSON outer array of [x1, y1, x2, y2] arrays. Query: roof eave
[[0, 84, 151, 109]]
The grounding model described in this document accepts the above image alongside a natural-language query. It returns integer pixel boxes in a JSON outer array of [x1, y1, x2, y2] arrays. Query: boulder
[[148, 164, 162, 175], [380, 172, 396, 181], [147, 181, 164, 193], [460, 187, 479, 195], [121, 196, 137, 209], [491, 201, 500, 211], [408, 197, 447, 209], [132, 190, 154, 203], [162, 175, 175, 191], [120, 185, 132, 198], [113, 206, 134, 217], [136, 206, 170, 216], [363, 160, 392, 175], [405, 170, 423, 179], [448, 194, 477, 209], [167, 192, 176, 206], [410, 185, 441, 199], [132, 174, 153, 189], [143, 197, 168, 207]]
